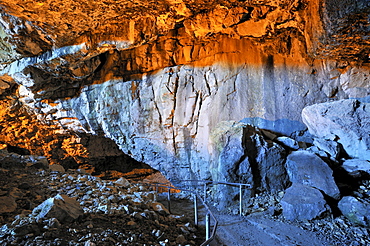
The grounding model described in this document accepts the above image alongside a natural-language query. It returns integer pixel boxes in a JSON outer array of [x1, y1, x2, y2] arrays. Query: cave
[[1, 0, 370, 245]]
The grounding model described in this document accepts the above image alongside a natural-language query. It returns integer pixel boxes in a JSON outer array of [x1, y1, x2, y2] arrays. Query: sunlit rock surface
[[0, 0, 370, 192]]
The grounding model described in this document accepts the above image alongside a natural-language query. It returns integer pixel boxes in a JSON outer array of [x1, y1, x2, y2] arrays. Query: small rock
[[276, 136, 299, 150], [84, 240, 96, 246], [0, 196, 17, 213], [150, 202, 170, 215], [127, 221, 136, 226], [114, 177, 130, 188], [176, 234, 187, 244], [49, 164, 65, 173], [32, 194, 83, 223], [48, 218, 61, 229]]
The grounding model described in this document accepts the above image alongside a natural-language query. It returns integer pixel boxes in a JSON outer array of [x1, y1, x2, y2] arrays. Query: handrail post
[[203, 182, 207, 202], [167, 186, 171, 213], [205, 212, 210, 245], [239, 184, 243, 216], [193, 193, 198, 226]]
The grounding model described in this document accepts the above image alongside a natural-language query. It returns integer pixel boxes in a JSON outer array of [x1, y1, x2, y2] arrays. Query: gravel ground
[[0, 163, 204, 246], [1, 152, 370, 246]]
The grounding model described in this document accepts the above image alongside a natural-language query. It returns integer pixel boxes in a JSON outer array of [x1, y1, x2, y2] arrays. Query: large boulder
[[302, 99, 370, 160], [281, 183, 329, 221], [285, 150, 340, 199], [32, 194, 83, 223], [214, 123, 288, 190], [212, 123, 289, 209], [338, 196, 370, 227]]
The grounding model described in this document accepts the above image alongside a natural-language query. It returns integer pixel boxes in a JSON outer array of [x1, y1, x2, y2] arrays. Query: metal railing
[[137, 182, 218, 246], [174, 180, 252, 216], [137, 180, 252, 245]]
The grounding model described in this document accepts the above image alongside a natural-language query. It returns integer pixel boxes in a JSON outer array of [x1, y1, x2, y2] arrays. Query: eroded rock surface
[[302, 99, 370, 160]]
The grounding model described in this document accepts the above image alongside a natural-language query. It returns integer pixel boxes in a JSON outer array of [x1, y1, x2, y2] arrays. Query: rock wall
[[0, 0, 370, 197]]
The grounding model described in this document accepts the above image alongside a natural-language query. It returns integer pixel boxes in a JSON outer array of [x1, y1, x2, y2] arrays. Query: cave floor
[[0, 163, 369, 246]]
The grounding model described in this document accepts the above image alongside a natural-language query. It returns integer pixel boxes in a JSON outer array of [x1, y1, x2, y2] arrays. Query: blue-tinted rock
[[302, 99, 370, 160], [281, 183, 328, 221], [285, 150, 340, 199], [342, 159, 370, 177], [338, 196, 370, 227]]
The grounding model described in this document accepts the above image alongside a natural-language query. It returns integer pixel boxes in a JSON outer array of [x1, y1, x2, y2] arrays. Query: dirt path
[[158, 194, 335, 246], [211, 212, 333, 246]]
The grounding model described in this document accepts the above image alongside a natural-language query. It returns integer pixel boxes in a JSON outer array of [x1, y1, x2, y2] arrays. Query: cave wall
[[0, 0, 370, 184]]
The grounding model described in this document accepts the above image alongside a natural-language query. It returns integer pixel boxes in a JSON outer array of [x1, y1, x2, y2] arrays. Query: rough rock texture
[[211, 123, 289, 208], [32, 194, 83, 223], [313, 138, 342, 161], [281, 183, 329, 221], [338, 196, 370, 227], [302, 99, 370, 160], [285, 150, 340, 199], [342, 159, 370, 177], [0, 0, 370, 206]]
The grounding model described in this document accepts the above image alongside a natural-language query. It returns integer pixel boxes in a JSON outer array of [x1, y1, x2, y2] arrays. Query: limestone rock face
[[302, 100, 370, 160], [0, 0, 369, 206]]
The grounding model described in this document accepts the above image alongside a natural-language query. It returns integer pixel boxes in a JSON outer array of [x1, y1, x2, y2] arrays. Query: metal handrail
[[136, 179, 252, 245], [173, 179, 252, 216], [136, 182, 218, 246]]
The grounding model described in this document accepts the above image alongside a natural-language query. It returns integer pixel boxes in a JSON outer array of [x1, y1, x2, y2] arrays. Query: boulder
[[285, 150, 340, 199], [254, 134, 289, 192], [342, 159, 370, 177], [281, 183, 329, 221], [302, 99, 370, 160], [306, 146, 330, 159], [214, 123, 288, 207], [338, 196, 370, 227], [32, 194, 83, 223]]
